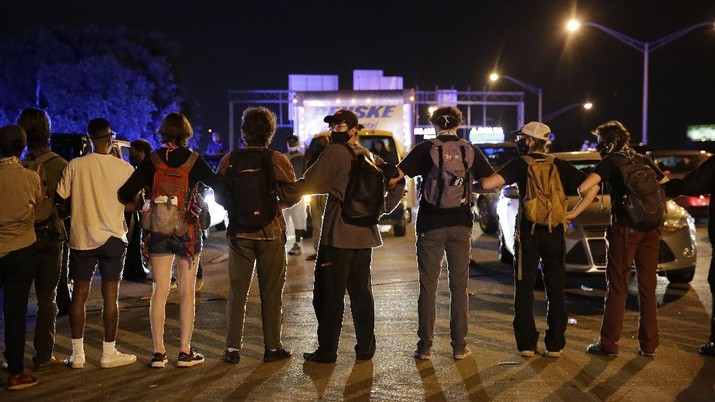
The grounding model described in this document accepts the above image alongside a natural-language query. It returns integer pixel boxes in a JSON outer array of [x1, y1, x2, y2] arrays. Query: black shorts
[[146, 231, 202, 257], [69, 236, 127, 282]]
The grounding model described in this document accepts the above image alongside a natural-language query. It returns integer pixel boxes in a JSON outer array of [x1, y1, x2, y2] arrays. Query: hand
[[565, 211, 577, 223], [388, 177, 400, 189]]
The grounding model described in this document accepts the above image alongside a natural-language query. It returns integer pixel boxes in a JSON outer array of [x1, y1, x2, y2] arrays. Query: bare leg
[[176, 254, 198, 354], [149, 255, 174, 354]]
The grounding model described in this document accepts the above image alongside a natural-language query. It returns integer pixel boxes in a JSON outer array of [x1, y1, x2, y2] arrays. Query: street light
[[543, 102, 593, 123], [566, 19, 714, 144], [489, 73, 543, 122]]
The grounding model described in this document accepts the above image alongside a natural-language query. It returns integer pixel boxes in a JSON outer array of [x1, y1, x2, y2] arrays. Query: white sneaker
[[453, 348, 472, 360], [64, 355, 85, 369], [100, 350, 137, 368], [520, 350, 536, 358]]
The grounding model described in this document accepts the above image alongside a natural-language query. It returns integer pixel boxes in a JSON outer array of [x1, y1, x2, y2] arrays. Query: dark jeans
[[599, 224, 660, 354], [123, 212, 148, 280], [33, 231, 64, 363], [513, 224, 567, 352], [313, 245, 375, 359], [708, 255, 715, 342], [0, 243, 37, 375]]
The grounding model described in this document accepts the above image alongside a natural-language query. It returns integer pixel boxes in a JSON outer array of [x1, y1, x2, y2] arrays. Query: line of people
[[1, 106, 713, 394]]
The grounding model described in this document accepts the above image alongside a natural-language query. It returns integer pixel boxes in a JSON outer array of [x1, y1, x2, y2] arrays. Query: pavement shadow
[[343, 359, 374, 400], [676, 355, 715, 400], [224, 358, 291, 401], [302, 359, 336, 399], [414, 359, 448, 401], [589, 355, 652, 399], [455, 355, 488, 401]]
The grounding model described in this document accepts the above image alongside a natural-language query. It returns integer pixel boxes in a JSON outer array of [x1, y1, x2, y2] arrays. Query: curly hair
[[428, 106, 463, 130], [16, 107, 51, 151], [241, 107, 277, 146], [157, 112, 193, 146], [592, 120, 630, 149]]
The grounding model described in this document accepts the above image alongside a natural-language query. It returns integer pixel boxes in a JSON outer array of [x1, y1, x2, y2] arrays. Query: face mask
[[288, 146, 298, 152], [596, 141, 615, 157], [515, 137, 529, 155], [330, 130, 351, 144]]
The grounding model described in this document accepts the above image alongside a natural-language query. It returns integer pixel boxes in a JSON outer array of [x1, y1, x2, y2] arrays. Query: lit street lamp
[[489, 73, 543, 122], [543, 102, 593, 123], [566, 19, 714, 145]]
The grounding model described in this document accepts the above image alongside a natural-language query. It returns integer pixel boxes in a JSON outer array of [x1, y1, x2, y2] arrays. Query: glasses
[[329, 122, 349, 131]]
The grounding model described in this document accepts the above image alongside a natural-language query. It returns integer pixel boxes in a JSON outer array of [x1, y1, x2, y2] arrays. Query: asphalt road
[[1, 222, 714, 401]]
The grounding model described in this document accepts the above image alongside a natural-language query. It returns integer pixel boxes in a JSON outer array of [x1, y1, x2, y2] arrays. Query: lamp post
[[543, 102, 593, 123], [566, 20, 714, 145], [489, 73, 543, 122]]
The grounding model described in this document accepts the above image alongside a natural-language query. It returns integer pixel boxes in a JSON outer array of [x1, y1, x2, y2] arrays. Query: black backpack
[[339, 143, 385, 226], [614, 152, 666, 231], [226, 148, 278, 232]]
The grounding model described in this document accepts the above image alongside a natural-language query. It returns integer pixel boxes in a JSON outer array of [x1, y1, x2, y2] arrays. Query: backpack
[[22, 151, 62, 222], [614, 152, 666, 231], [422, 138, 475, 209], [141, 151, 199, 237], [226, 148, 278, 232], [339, 142, 385, 226], [521, 155, 568, 233]]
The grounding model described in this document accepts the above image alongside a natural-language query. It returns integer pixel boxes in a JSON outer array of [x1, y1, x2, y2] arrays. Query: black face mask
[[596, 141, 615, 157], [515, 137, 529, 156], [330, 130, 351, 144]]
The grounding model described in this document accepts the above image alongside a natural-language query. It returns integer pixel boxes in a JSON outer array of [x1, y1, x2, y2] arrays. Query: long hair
[[17, 107, 51, 151]]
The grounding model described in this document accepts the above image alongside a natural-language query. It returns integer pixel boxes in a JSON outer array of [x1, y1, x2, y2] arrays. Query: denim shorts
[[69, 236, 127, 282], [146, 231, 202, 257]]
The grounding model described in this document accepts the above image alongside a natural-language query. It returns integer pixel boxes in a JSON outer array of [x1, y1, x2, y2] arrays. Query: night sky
[[1, 0, 714, 150]]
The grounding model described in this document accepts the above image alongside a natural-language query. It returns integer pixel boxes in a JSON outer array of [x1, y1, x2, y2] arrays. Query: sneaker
[[453, 348, 472, 360], [699, 341, 715, 357], [7, 372, 38, 390], [264, 348, 292, 362], [586, 343, 617, 357], [64, 355, 85, 369], [33, 356, 64, 371], [303, 350, 337, 363], [195, 277, 204, 292], [100, 350, 137, 368], [177, 348, 204, 367], [638, 349, 655, 357], [520, 349, 537, 358], [413, 350, 431, 360], [543, 350, 562, 358], [170, 277, 177, 289], [306, 253, 317, 261], [150, 352, 168, 368], [223, 350, 241, 364], [288, 243, 301, 256]]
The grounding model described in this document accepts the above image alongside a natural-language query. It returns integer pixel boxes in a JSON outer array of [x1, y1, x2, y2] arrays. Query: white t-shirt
[[57, 153, 135, 250]]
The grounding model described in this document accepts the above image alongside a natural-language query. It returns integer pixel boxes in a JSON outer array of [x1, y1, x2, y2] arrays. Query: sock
[[103, 341, 116, 355], [71, 338, 85, 358], [228, 347, 240, 353]]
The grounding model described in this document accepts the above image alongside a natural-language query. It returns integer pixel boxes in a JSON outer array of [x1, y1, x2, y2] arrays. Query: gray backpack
[[422, 138, 475, 208]]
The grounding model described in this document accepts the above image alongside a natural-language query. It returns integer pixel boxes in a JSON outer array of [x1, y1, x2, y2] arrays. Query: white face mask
[[288, 146, 298, 152]]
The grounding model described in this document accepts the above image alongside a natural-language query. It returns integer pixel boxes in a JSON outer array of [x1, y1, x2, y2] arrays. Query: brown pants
[[598, 224, 660, 354]]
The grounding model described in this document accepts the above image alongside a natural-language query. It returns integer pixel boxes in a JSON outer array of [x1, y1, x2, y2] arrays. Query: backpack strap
[[34, 151, 61, 165], [459, 144, 470, 203], [338, 142, 357, 160]]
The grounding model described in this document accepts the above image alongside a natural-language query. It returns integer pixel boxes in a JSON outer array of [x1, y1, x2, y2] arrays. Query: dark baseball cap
[[323, 109, 358, 128]]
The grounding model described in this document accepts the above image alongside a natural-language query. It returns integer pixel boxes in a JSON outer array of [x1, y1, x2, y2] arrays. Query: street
[[1, 222, 714, 401]]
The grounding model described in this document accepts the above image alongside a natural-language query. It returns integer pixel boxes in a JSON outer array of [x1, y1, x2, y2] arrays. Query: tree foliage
[[0, 26, 195, 147]]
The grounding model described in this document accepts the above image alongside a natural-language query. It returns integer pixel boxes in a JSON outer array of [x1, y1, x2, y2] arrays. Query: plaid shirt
[[217, 147, 297, 240]]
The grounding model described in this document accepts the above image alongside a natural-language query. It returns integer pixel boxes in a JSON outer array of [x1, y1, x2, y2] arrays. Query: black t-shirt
[[398, 135, 494, 233], [593, 152, 665, 224], [497, 153, 587, 225]]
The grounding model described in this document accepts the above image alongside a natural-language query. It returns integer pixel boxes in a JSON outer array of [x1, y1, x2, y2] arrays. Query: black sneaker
[[264, 348, 292, 362], [223, 350, 241, 364], [586, 343, 617, 357], [699, 341, 715, 356], [303, 350, 337, 363], [150, 352, 168, 368], [176, 348, 204, 367]]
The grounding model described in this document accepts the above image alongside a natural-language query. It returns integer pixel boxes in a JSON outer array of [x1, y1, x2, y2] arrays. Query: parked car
[[491, 151, 697, 283], [473, 142, 519, 234], [309, 129, 412, 236], [651, 150, 712, 217]]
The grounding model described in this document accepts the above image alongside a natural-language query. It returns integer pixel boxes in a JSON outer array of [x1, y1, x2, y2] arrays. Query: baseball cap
[[515, 121, 551, 143], [323, 109, 358, 128]]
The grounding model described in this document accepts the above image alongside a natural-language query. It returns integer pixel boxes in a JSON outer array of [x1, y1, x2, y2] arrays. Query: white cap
[[518, 121, 551, 143]]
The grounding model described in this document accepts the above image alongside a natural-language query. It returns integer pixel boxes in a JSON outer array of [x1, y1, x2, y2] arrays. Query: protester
[[480, 121, 598, 358], [216, 107, 295, 364], [123, 139, 152, 281], [664, 155, 715, 356], [577, 120, 668, 357], [118, 112, 224, 368], [389, 106, 493, 360], [0, 125, 42, 390], [304, 136, 330, 261], [56, 118, 139, 369], [280, 109, 404, 363], [205, 131, 227, 156], [283, 134, 307, 256], [17, 107, 68, 371]]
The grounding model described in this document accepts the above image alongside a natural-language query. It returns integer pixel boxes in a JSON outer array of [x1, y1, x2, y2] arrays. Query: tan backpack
[[521, 155, 568, 233]]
